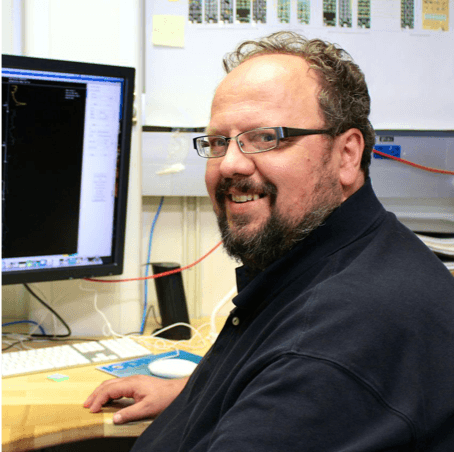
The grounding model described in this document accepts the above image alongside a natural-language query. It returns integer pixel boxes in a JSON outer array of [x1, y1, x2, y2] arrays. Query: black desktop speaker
[[152, 262, 191, 340]]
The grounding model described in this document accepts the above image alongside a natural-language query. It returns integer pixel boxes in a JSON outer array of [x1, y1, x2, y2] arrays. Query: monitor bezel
[[2, 54, 135, 285]]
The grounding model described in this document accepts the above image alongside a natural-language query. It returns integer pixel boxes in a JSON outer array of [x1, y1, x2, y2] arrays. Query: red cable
[[372, 149, 454, 176], [85, 240, 223, 283]]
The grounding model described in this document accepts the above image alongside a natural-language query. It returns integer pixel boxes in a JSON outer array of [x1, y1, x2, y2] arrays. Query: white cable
[[133, 321, 211, 355], [416, 234, 454, 256], [209, 286, 237, 343], [76, 281, 236, 346], [79, 283, 124, 338]]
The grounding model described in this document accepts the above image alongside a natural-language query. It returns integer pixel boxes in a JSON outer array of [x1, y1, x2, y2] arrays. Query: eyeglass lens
[[198, 128, 278, 157]]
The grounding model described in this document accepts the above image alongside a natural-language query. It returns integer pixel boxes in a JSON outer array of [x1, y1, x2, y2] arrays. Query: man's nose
[[219, 138, 255, 179]]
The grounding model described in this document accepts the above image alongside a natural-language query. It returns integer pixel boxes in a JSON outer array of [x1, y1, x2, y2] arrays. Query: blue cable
[[2, 320, 47, 336], [141, 196, 165, 334]]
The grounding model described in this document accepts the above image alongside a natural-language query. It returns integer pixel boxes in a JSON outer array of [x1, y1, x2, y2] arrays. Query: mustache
[[215, 178, 277, 206]]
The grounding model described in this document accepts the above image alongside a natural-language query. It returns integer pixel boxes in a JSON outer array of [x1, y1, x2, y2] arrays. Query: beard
[[214, 167, 343, 271]]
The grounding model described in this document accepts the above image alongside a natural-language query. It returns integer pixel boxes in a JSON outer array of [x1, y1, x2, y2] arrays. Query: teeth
[[231, 194, 260, 203]]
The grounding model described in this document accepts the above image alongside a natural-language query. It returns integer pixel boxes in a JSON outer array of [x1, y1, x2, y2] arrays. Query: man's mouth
[[215, 179, 277, 209], [229, 193, 264, 203]]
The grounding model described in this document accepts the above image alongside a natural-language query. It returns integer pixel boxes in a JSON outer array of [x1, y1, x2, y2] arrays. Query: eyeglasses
[[193, 126, 333, 158]]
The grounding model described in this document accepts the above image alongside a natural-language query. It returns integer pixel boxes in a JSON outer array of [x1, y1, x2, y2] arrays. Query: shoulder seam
[[276, 351, 419, 444]]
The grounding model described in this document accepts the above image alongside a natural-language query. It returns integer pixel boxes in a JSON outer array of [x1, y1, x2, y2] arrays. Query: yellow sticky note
[[152, 15, 185, 48]]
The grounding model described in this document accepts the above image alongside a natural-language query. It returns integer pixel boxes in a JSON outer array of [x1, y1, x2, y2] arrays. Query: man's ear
[[335, 128, 364, 188]]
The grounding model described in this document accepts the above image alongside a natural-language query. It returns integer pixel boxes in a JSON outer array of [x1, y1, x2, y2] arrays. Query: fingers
[[84, 375, 189, 423], [112, 400, 152, 424], [84, 378, 136, 413]]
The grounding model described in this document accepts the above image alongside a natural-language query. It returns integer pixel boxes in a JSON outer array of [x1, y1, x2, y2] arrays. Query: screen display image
[[2, 55, 135, 285]]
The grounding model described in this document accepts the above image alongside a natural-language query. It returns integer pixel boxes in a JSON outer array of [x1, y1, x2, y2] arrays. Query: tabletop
[[2, 317, 225, 452]]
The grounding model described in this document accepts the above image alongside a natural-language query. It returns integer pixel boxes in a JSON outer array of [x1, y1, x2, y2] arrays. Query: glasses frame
[[193, 126, 334, 158]]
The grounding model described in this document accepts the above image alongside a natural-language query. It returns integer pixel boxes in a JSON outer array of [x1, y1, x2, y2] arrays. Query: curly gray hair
[[223, 31, 375, 177]]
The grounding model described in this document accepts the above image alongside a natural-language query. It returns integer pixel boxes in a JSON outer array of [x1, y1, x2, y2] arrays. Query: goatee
[[215, 176, 342, 271]]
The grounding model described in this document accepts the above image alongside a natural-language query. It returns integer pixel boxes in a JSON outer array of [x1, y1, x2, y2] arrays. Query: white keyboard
[[2, 337, 151, 377]]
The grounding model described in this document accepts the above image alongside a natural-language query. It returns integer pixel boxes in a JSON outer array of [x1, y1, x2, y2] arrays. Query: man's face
[[205, 54, 345, 269]]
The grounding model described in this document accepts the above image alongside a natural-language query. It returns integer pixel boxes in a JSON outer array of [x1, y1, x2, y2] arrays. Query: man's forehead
[[208, 54, 322, 134], [212, 54, 320, 112], [223, 53, 313, 87]]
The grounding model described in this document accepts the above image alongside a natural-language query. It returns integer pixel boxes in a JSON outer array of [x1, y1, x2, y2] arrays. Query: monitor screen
[[2, 55, 135, 285]]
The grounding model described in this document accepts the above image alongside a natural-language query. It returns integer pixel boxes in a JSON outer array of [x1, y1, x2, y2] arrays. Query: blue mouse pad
[[97, 350, 203, 378]]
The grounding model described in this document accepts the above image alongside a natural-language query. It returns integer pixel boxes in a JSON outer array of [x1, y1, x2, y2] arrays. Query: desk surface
[[2, 317, 224, 452]]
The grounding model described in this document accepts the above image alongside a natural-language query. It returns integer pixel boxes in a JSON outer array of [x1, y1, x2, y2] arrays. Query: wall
[[144, 0, 454, 129], [1, 0, 12, 42]]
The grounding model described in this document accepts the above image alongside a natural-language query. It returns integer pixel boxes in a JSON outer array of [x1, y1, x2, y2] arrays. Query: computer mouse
[[148, 358, 198, 379]]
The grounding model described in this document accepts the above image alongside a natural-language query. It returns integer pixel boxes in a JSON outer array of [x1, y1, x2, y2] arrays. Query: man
[[85, 31, 454, 451]]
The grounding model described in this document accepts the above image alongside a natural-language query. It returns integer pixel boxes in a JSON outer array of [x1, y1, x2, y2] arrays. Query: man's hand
[[84, 375, 189, 424]]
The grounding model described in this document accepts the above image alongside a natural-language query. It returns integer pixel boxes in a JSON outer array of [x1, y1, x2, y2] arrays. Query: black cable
[[24, 284, 72, 338], [147, 303, 162, 327], [2, 339, 33, 352], [140, 266, 162, 328], [125, 305, 161, 336], [19, 284, 156, 340], [2, 333, 101, 353]]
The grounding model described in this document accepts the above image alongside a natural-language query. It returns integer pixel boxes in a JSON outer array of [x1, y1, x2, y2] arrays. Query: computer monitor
[[2, 54, 135, 285]]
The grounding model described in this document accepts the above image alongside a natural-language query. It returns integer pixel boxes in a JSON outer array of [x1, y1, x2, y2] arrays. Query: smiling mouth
[[216, 179, 277, 209], [229, 193, 265, 203]]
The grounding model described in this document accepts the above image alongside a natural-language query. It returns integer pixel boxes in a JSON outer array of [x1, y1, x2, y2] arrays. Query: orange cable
[[85, 240, 223, 283], [372, 149, 454, 176]]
